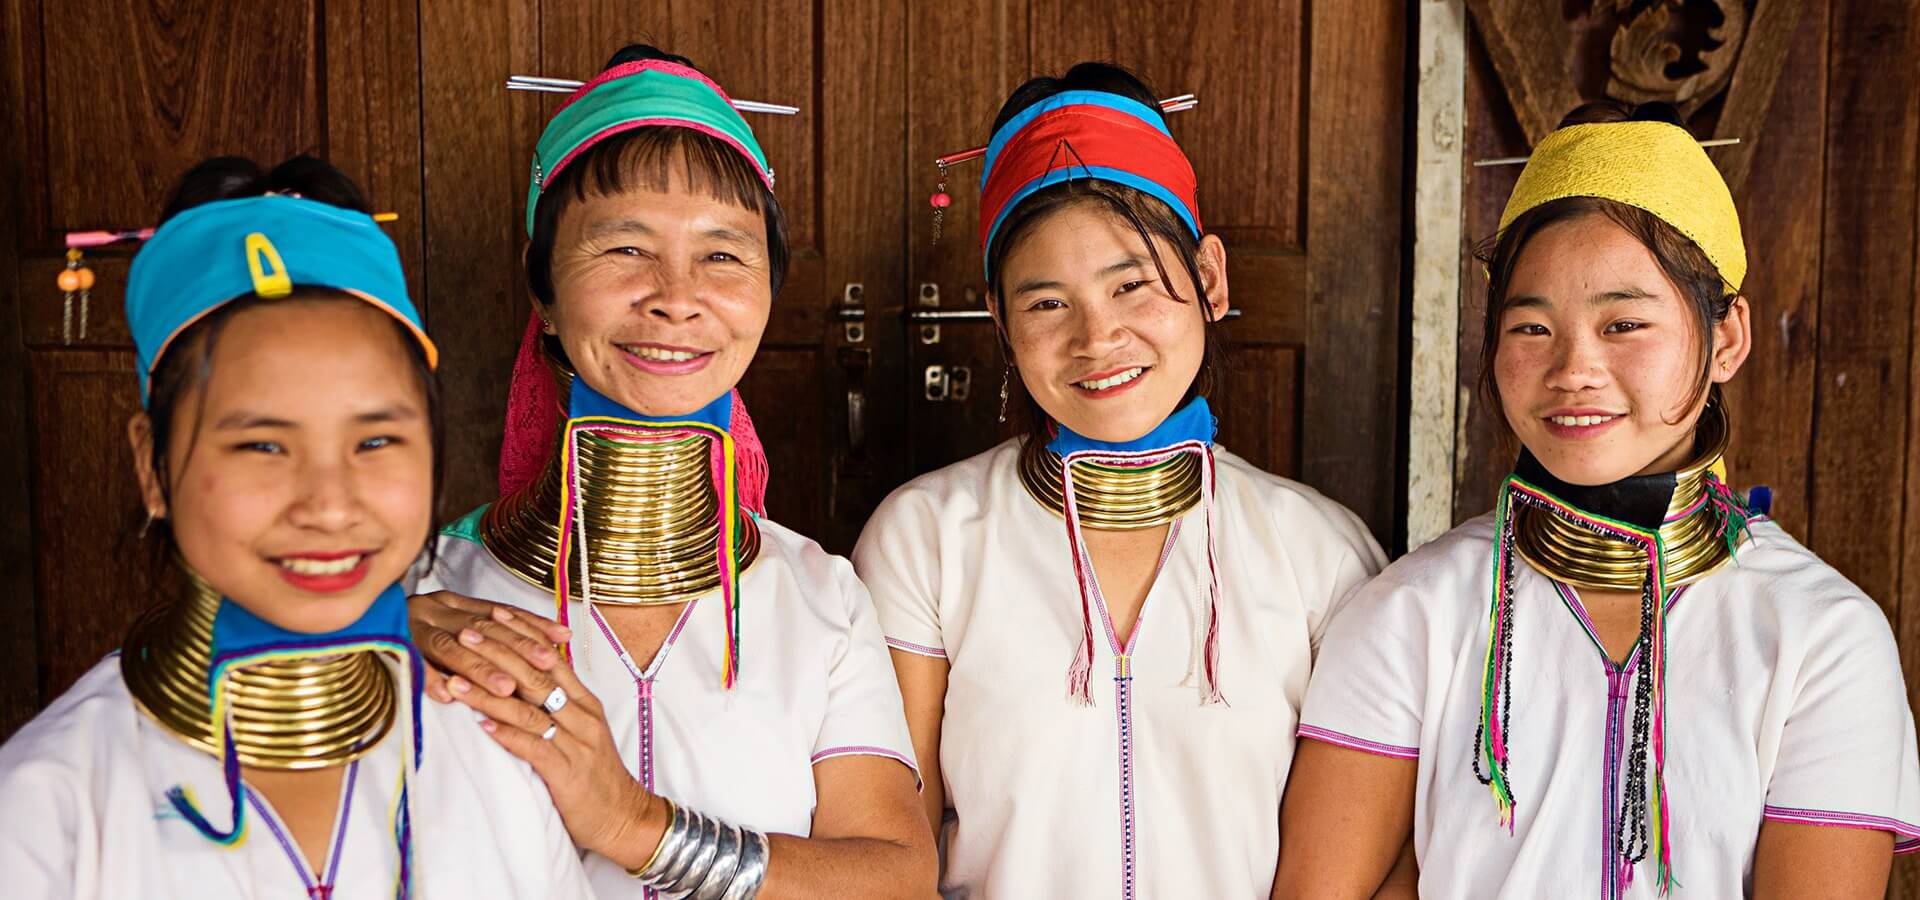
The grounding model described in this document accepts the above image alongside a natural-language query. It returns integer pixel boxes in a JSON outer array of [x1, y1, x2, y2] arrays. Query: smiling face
[[539, 159, 772, 417], [1493, 212, 1750, 485], [992, 201, 1229, 443], [130, 298, 435, 633]]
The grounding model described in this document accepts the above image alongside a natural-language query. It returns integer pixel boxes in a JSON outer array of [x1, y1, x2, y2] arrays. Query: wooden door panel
[[1028, 0, 1308, 248], [27, 351, 145, 702], [27, 0, 321, 244], [1215, 344, 1301, 476]]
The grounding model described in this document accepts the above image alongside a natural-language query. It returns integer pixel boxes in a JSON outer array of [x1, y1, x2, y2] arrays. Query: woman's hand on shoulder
[[457, 650, 669, 870], [408, 590, 572, 702]]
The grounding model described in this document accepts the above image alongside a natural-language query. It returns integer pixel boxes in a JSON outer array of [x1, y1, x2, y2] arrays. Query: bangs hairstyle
[[138, 156, 444, 583], [524, 44, 791, 316], [1476, 100, 1738, 427], [984, 62, 1225, 445]]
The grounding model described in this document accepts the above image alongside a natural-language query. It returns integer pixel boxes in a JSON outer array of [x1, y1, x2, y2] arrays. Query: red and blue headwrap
[[978, 90, 1202, 278]]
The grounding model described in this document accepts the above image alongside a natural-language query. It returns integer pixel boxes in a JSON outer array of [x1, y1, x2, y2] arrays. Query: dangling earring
[[998, 365, 1013, 423], [139, 510, 157, 539], [57, 248, 95, 345], [929, 161, 951, 245]]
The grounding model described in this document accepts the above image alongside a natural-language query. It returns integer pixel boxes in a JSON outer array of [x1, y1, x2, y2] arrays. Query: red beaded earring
[[929, 160, 951, 245]]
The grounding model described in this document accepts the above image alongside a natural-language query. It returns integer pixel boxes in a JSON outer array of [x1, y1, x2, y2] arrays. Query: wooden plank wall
[[1452, 3, 1920, 894]]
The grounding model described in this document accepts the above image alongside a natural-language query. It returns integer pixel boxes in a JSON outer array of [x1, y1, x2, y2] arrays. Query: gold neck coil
[[1017, 435, 1205, 530], [481, 373, 760, 606], [1516, 404, 1738, 591], [121, 571, 396, 770]]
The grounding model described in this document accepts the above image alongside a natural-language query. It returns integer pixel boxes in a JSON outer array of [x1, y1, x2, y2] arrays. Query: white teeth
[[280, 554, 363, 576], [1076, 367, 1145, 391], [1550, 414, 1618, 427], [627, 345, 700, 362]]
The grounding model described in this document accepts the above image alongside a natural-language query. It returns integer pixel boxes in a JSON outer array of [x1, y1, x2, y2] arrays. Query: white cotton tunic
[[415, 509, 919, 896], [854, 439, 1386, 899], [1299, 514, 1920, 899], [0, 654, 591, 899]]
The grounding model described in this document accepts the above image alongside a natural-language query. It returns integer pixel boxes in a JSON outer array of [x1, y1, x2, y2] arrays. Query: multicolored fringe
[[1060, 440, 1223, 707], [168, 637, 424, 899], [554, 415, 748, 689], [1474, 483, 1519, 830], [1480, 474, 1755, 894]]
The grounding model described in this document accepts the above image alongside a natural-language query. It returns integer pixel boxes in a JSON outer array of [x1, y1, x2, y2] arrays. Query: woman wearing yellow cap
[[1274, 103, 1920, 898]]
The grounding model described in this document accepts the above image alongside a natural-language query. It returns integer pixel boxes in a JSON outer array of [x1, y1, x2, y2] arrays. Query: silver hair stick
[[1473, 137, 1741, 168], [506, 75, 800, 115]]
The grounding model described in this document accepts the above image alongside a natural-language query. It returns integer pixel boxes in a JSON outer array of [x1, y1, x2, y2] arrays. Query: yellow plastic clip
[[245, 233, 293, 298]]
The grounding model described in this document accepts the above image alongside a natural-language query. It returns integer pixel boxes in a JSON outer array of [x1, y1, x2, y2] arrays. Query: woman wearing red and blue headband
[[853, 63, 1385, 898], [0, 156, 591, 897], [406, 45, 934, 898]]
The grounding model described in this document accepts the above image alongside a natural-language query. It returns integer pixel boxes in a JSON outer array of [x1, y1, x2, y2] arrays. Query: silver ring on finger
[[541, 722, 559, 741], [541, 686, 568, 714]]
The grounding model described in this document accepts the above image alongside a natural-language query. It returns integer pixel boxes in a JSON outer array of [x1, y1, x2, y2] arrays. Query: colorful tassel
[[554, 415, 748, 688], [1058, 440, 1222, 707]]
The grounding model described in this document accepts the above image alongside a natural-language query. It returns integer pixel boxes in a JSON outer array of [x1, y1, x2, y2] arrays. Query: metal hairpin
[[506, 75, 800, 115], [933, 93, 1199, 168], [1473, 137, 1741, 168]]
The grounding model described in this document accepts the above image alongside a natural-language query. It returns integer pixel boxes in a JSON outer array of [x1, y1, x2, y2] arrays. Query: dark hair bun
[[603, 43, 700, 73], [1629, 101, 1685, 127], [1556, 99, 1687, 130], [991, 62, 1161, 134], [157, 154, 371, 224]]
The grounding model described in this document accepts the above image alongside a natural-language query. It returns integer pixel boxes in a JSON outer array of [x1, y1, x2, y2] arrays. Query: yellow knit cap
[[1498, 121, 1745, 293]]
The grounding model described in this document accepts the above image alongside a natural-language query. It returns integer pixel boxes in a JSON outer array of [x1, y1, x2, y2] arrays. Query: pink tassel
[[1061, 458, 1097, 706], [1066, 629, 1095, 706], [1198, 447, 1226, 706], [728, 390, 769, 516], [500, 313, 560, 495]]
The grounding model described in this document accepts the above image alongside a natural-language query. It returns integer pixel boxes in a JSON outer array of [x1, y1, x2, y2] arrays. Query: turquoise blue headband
[[526, 60, 772, 235], [127, 195, 435, 404]]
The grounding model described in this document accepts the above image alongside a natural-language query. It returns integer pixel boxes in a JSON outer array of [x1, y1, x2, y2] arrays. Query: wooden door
[[903, 1, 1407, 540]]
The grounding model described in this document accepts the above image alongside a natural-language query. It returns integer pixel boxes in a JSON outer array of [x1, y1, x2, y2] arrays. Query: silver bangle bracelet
[[630, 801, 769, 900], [687, 823, 743, 900], [719, 828, 770, 900]]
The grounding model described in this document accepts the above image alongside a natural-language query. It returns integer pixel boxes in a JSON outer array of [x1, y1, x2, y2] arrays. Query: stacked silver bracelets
[[629, 799, 770, 899]]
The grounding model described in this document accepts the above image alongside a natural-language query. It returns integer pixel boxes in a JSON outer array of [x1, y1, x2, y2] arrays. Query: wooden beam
[[1712, 0, 1807, 194], [1463, 0, 1582, 145], [1409, 0, 1468, 548], [1306, 0, 1406, 540]]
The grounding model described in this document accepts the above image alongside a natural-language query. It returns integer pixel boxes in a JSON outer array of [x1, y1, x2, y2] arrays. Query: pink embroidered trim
[[1296, 724, 1419, 760], [1763, 805, 1920, 853], [884, 637, 947, 659], [810, 745, 923, 791]]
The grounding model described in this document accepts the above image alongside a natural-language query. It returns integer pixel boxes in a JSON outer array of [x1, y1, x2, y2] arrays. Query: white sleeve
[[1762, 594, 1920, 852], [810, 561, 921, 786], [851, 487, 947, 660], [1291, 491, 1389, 654], [0, 730, 85, 898], [1295, 566, 1430, 760]]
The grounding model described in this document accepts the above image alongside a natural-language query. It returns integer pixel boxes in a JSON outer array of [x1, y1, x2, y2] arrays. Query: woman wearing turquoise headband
[[1278, 102, 1920, 899], [407, 45, 934, 898], [0, 156, 590, 897], [853, 63, 1385, 898]]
